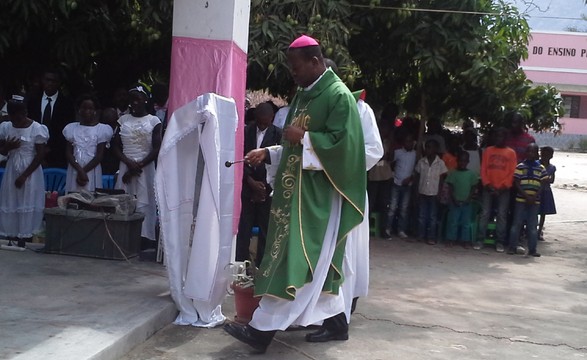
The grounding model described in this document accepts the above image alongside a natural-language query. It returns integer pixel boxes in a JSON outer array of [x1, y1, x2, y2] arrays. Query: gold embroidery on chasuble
[[263, 154, 300, 277], [290, 98, 311, 132], [291, 114, 311, 130]]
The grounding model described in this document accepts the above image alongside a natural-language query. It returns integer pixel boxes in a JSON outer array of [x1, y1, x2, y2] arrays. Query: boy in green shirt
[[445, 151, 479, 247]]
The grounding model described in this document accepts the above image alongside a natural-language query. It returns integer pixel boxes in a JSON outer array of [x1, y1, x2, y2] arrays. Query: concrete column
[[169, 0, 250, 232]]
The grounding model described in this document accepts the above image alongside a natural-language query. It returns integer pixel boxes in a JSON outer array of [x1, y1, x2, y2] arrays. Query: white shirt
[[356, 99, 383, 171], [41, 92, 59, 122], [393, 148, 417, 185], [256, 127, 267, 148], [415, 156, 448, 196], [273, 106, 289, 129], [465, 149, 481, 174]]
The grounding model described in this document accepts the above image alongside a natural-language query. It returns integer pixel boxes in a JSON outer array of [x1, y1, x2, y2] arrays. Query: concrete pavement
[[2, 153, 587, 359], [121, 213, 587, 359], [0, 248, 176, 360]]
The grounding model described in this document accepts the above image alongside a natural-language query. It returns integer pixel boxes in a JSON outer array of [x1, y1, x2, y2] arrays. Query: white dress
[[63, 122, 113, 192], [0, 121, 49, 238], [115, 114, 161, 241]]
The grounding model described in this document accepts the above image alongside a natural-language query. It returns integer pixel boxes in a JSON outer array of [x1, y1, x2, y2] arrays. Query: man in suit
[[26, 69, 75, 168], [235, 102, 282, 267]]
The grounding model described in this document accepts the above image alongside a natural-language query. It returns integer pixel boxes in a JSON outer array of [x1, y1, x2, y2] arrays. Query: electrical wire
[[350, 4, 500, 16], [349, 3, 587, 21]]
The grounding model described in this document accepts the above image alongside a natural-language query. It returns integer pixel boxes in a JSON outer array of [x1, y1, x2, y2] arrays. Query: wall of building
[[560, 117, 587, 135], [521, 31, 587, 137]]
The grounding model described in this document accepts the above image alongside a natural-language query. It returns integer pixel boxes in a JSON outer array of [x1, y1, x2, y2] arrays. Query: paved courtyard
[[1, 152, 586, 360]]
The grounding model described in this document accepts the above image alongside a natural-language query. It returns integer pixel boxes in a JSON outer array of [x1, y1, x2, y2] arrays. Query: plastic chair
[[369, 212, 380, 237], [102, 174, 116, 189], [484, 222, 497, 245], [469, 200, 481, 244], [439, 201, 479, 243], [43, 168, 67, 196], [0, 167, 4, 187]]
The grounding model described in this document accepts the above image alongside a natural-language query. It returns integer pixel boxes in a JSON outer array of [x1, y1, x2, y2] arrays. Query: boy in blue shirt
[[384, 133, 416, 240]]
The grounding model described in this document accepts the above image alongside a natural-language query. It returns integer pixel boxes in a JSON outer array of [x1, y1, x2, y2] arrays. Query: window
[[562, 95, 580, 118]]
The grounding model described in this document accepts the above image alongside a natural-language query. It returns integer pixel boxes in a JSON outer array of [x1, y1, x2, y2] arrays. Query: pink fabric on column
[[168, 36, 246, 234]]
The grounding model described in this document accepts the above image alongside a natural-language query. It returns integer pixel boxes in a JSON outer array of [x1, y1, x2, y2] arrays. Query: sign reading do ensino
[[522, 31, 587, 72], [532, 47, 581, 57]]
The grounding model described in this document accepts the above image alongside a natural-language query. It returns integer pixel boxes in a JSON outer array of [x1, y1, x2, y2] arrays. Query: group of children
[[379, 124, 556, 257], [0, 87, 162, 247]]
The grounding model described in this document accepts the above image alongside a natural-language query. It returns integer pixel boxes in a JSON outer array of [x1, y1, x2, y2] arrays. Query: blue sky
[[509, 0, 587, 31]]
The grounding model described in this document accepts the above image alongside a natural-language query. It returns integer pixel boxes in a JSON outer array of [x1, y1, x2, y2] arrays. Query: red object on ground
[[231, 283, 260, 325]]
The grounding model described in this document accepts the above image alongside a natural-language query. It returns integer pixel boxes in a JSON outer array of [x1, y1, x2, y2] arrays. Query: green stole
[[254, 69, 366, 300]]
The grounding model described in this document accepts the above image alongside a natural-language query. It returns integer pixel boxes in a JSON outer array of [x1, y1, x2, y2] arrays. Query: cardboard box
[[44, 208, 144, 260]]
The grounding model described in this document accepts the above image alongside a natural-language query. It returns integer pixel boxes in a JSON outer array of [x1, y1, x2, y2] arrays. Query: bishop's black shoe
[[305, 327, 349, 342], [223, 322, 275, 353], [350, 297, 359, 314], [305, 312, 349, 342]]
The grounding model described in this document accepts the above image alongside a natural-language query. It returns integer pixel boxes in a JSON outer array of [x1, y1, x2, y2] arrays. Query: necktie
[[42, 97, 52, 124]]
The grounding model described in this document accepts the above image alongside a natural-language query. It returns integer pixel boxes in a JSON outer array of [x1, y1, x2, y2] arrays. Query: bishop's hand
[[245, 148, 267, 166], [283, 125, 305, 145]]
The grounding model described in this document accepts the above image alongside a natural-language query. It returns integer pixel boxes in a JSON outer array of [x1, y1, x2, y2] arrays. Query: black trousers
[[235, 196, 272, 267]]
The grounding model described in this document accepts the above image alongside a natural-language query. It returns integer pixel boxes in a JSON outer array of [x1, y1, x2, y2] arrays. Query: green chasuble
[[254, 69, 366, 300]]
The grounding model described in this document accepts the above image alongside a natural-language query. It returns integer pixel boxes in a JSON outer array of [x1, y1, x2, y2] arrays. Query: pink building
[[521, 31, 587, 135]]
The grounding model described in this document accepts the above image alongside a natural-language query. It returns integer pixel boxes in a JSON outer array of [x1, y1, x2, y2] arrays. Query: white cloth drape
[[155, 93, 237, 327]]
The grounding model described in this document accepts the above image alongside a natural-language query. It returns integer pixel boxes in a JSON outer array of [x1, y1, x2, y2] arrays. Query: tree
[[349, 0, 562, 132], [0, 0, 563, 132], [0, 0, 173, 102], [248, 0, 359, 95], [248, 0, 562, 132]]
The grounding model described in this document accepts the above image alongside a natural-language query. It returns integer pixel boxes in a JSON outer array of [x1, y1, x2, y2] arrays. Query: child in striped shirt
[[507, 143, 548, 257]]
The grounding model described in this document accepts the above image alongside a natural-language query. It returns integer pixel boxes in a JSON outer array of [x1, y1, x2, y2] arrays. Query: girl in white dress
[[0, 95, 49, 247], [113, 86, 162, 245], [63, 95, 114, 192]]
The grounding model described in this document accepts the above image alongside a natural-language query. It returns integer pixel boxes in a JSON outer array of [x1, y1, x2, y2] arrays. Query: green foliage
[[343, 0, 561, 132], [0, 0, 564, 133], [520, 85, 564, 133], [248, 0, 359, 95], [0, 0, 173, 99]]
